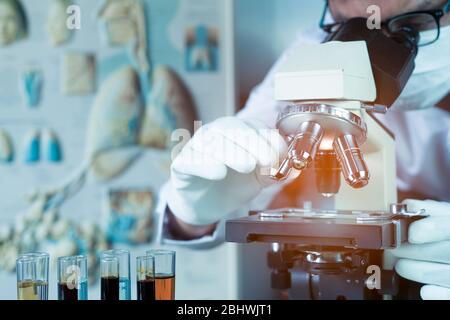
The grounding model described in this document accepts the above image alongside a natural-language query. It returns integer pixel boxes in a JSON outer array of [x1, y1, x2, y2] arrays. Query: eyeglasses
[[319, 0, 450, 46]]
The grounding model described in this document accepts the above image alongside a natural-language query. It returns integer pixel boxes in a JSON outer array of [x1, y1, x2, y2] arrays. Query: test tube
[[146, 250, 176, 300], [16, 252, 49, 300], [101, 256, 119, 301], [57, 255, 88, 300], [101, 249, 131, 300], [136, 255, 155, 301]]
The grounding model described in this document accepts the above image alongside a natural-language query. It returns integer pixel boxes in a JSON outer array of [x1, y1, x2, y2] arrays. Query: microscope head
[[272, 18, 418, 196], [273, 103, 370, 193], [275, 18, 418, 110], [272, 40, 374, 191]]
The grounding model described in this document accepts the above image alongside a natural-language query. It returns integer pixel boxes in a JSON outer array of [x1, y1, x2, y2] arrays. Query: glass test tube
[[136, 255, 155, 301], [101, 249, 131, 300], [146, 250, 176, 300], [16, 252, 49, 300], [57, 255, 88, 300], [101, 256, 119, 301]]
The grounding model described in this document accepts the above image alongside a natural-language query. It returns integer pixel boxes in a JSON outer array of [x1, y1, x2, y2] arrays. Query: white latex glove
[[167, 116, 289, 226], [391, 199, 450, 300]]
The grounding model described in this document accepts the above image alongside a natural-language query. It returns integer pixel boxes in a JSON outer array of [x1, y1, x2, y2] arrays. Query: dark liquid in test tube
[[101, 277, 120, 300], [58, 282, 78, 301], [137, 278, 155, 301], [57, 280, 87, 300]]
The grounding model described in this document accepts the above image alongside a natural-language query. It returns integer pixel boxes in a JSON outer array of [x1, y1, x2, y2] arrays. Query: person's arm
[[160, 28, 328, 242], [165, 206, 217, 241], [154, 182, 227, 249]]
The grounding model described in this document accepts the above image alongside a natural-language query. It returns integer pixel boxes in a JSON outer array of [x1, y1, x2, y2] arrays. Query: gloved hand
[[391, 199, 450, 300], [167, 116, 288, 226]]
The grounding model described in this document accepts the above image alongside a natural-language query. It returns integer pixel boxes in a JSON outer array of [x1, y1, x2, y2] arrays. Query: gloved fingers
[[244, 118, 288, 159], [395, 259, 450, 289], [209, 117, 278, 168], [171, 145, 227, 184], [420, 285, 450, 300], [244, 119, 291, 183], [403, 199, 450, 217], [189, 128, 258, 175], [390, 241, 450, 264], [408, 217, 450, 244]]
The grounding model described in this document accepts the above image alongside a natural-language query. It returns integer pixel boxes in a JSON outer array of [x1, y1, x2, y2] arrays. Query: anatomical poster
[[0, 0, 235, 300]]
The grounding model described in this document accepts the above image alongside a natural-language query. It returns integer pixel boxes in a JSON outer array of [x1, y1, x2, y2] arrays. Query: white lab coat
[[156, 27, 450, 248]]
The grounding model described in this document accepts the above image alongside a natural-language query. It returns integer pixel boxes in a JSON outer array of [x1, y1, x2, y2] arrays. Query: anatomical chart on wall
[[167, 0, 221, 73], [0, 128, 13, 163], [97, 0, 150, 73], [21, 68, 43, 108], [103, 188, 154, 245], [185, 25, 219, 72], [0, 0, 28, 47], [62, 52, 96, 95], [0, 0, 235, 295], [47, 0, 73, 47]]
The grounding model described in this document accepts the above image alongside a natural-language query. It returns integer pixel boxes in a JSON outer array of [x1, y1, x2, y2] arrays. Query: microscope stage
[[225, 208, 421, 250]]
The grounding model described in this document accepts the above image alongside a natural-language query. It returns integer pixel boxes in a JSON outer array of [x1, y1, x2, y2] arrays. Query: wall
[[0, 0, 324, 300], [234, 0, 323, 105], [0, 0, 235, 300]]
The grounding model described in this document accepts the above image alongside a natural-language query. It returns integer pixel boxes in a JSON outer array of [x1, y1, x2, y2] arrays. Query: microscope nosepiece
[[333, 134, 370, 189]]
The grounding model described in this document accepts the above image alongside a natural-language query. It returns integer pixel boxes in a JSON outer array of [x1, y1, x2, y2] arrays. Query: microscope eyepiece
[[333, 134, 370, 189], [389, 26, 420, 54], [327, 17, 418, 108]]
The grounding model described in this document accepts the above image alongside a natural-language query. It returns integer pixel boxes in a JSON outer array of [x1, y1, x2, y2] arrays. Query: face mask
[[391, 25, 450, 111]]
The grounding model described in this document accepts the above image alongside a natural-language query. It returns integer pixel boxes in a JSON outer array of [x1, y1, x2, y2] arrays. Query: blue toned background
[[234, 0, 323, 104], [0, 0, 322, 300]]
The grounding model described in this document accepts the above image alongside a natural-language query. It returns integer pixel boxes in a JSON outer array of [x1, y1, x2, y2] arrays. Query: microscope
[[226, 18, 427, 300]]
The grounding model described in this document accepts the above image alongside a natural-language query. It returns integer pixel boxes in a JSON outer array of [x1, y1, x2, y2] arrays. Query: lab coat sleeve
[[155, 182, 285, 249], [154, 182, 249, 249], [155, 28, 327, 249], [375, 107, 450, 202]]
